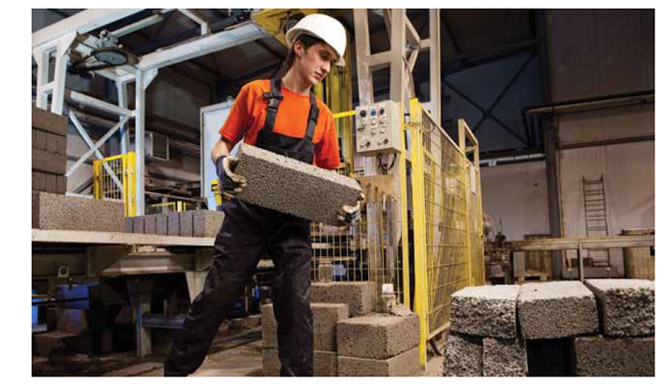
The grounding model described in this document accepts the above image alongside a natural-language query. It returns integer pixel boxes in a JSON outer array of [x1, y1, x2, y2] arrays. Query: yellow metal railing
[[146, 201, 196, 215], [93, 152, 136, 217]]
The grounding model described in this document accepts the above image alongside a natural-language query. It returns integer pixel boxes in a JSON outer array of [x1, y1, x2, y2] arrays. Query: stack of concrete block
[[233, 143, 362, 225], [32, 192, 125, 232], [125, 210, 224, 238], [311, 282, 375, 317], [444, 285, 526, 377], [261, 302, 350, 376], [32, 104, 68, 194], [574, 279, 654, 376], [336, 313, 420, 376]]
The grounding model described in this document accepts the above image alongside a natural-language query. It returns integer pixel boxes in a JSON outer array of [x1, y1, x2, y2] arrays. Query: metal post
[[50, 34, 76, 115], [429, 9, 441, 126], [116, 80, 131, 154], [134, 69, 159, 216]]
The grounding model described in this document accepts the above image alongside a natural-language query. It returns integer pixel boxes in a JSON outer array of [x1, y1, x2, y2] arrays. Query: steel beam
[[510, 235, 654, 251]]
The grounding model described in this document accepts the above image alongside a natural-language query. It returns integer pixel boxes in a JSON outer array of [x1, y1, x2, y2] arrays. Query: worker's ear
[[293, 39, 304, 59]]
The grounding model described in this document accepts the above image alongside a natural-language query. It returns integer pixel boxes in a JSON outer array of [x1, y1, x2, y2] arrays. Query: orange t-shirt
[[219, 79, 341, 170]]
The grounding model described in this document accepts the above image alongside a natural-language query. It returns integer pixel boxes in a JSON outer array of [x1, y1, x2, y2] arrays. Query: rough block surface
[[338, 346, 420, 376], [314, 350, 338, 376], [234, 143, 362, 225], [518, 281, 599, 339], [585, 279, 654, 337], [125, 218, 133, 233], [483, 338, 527, 377], [167, 212, 180, 236], [311, 282, 374, 317], [32, 104, 68, 136], [193, 210, 225, 237], [262, 348, 280, 376], [179, 211, 194, 237], [156, 214, 168, 236], [337, 313, 419, 359], [312, 303, 349, 351], [32, 192, 125, 232], [450, 285, 519, 338], [32, 148, 66, 175], [132, 217, 144, 234], [443, 333, 483, 377], [143, 215, 157, 234], [575, 336, 654, 376]]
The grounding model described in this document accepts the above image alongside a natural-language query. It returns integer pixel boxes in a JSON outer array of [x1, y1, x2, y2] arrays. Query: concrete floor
[[33, 320, 444, 377]]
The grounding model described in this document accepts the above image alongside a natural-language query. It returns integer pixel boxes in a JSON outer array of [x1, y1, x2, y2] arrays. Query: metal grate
[[93, 152, 136, 217]]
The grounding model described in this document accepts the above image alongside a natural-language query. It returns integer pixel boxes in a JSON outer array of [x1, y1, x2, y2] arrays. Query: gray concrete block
[[156, 214, 168, 236], [32, 192, 125, 232], [125, 218, 133, 233], [132, 217, 144, 234], [574, 335, 654, 376], [234, 143, 362, 225], [44, 172, 57, 193], [443, 333, 483, 377], [338, 345, 420, 376], [518, 281, 599, 339], [167, 212, 180, 236], [262, 348, 280, 376], [32, 171, 44, 191], [312, 303, 349, 351], [193, 210, 225, 238], [314, 350, 337, 376], [143, 214, 157, 234], [337, 313, 419, 360], [450, 285, 519, 339], [45, 131, 58, 153], [483, 338, 527, 377], [33, 128, 46, 150], [56, 175, 67, 194], [32, 104, 68, 136], [585, 279, 654, 337], [261, 304, 278, 349], [179, 211, 194, 237], [311, 282, 375, 317], [32, 148, 66, 175], [55, 134, 67, 155]]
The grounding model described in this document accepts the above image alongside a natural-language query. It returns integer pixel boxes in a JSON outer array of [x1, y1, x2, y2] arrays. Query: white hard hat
[[285, 14, 347, 67]]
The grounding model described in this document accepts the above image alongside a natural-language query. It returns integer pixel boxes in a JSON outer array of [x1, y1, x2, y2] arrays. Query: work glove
[[215, 155, 247, 195], [336, 192, 365, 227]]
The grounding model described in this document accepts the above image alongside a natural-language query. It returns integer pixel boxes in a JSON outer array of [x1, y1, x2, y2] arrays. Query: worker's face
[[294, 40, 339, 86]]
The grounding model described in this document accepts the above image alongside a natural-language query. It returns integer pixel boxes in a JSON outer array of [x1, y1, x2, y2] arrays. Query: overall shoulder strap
[[262, 79, 283, 133], [305, 92, 319, 141]]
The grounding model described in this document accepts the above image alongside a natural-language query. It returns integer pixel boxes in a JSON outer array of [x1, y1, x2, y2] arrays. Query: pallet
[[515, 270, 549, 284]]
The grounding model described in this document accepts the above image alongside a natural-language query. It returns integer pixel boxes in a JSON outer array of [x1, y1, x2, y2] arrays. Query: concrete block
[[483, 338, 527, 377], [125, 218, 133, 233], [32, 192, 125, 232], [317, 260, 334, 282], [525, 338, 575, 376], [337, 313, 419, 360], [574, 335, 654, 376], [585, 279, 654, 337], [33, 128, 46, 150], [55, 134, 67, 155], [156, 214, 168, 236], [450, 285, 519, 338], [45, 132, 58, 153], [33, 331, 77, 357], [311, 282, 375, 317], [32, 104, 68, 136], [56, 309, 89, 335], [518, 281, 599, 339], [314, 350, 337, 376], [312, 303, 349, 351], [143, 214, 156, 234], [262, 348, 280, 376], [261, 304, 278, 349], [32, 148, 66, 175], [32, 171, 44, 191], [230, 314, 261, 330], [443, 333, 483, 377], [234, 143, 362, 225], [132, 217, 144, 234], [56, 175, 67, 194], [338, 345, 420, 376], [44, 172, 57, 193], [167, 212, 180, 236], [179, 211, 194, 237], [193, 210, 225, 237]]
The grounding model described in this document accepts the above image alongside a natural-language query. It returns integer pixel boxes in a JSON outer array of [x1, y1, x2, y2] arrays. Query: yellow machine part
[[93, 152, 137, 217]]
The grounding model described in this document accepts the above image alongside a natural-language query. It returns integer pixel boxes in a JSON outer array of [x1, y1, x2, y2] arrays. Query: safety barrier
[[93, 152, 136, 217]]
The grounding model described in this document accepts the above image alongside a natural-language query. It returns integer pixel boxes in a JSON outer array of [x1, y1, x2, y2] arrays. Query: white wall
[[480, 161, 550, 241]]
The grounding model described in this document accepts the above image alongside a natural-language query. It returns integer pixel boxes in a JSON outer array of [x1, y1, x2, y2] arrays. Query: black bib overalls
[[165, 79, 318, 376]]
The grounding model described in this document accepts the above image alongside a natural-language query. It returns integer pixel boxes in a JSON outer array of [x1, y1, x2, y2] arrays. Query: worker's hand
[[336, 193, 365, 227], [215, 155, 247, 195]]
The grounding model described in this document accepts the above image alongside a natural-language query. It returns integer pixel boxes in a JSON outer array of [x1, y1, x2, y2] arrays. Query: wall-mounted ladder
[[583, 175, 610, 267]]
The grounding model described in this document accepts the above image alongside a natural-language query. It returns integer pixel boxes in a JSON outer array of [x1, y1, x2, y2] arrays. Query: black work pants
[[164, 199, 314, 376]]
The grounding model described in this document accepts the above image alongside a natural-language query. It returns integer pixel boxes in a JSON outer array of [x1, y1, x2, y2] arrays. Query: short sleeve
[[314, 112, 341, 170], [219, 85, 250, 145]]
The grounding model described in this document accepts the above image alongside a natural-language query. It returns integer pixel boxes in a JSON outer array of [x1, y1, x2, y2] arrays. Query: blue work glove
[[215, 155, 247, 195]]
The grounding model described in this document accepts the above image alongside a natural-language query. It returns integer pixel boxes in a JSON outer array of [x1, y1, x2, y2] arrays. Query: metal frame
[[32, 11, 268, 215]]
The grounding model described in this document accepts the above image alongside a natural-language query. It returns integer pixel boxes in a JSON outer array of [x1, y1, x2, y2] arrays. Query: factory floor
[[32, 319, 444, 376]]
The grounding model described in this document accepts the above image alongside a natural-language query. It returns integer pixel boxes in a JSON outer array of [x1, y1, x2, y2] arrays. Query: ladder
[[582, 175, 610, 267]]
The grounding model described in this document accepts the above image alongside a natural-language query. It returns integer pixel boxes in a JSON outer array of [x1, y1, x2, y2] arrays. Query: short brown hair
[[282, 34, 326, 71]]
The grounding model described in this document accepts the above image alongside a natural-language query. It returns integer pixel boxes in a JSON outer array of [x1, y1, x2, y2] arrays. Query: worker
[[164, 14, 360, 376]]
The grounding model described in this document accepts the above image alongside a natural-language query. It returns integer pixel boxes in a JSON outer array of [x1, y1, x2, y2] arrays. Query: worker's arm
[[211, 137, 233, 164], [212, 137, 246, 194]]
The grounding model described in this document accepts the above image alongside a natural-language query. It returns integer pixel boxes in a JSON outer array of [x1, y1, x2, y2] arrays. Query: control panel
[[355, 101, 402, 155]]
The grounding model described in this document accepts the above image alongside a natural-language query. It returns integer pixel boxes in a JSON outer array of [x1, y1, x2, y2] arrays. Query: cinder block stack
[[444, 285, 526, 377], [126, 210, 224, 238], [574, 279, 655, 376], [261, 302, 350, 376], [443, 280, 655, 377], [32, 104, 68, 194]]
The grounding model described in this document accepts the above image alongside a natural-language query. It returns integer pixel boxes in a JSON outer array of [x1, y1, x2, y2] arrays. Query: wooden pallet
[[515, 270, 549, 284]]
